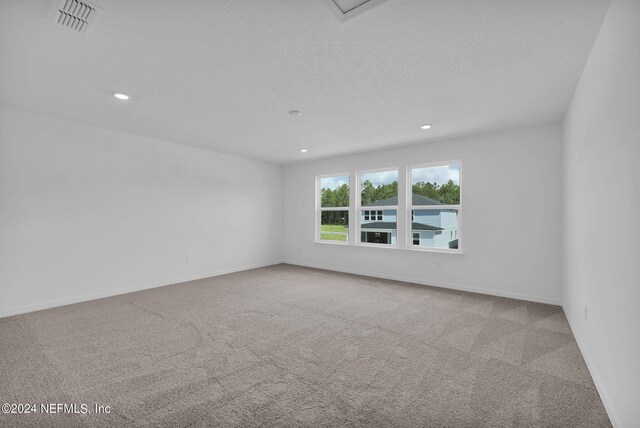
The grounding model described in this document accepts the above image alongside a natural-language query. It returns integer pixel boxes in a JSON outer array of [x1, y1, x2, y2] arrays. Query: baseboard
[[0, 260, 282, 318], [563, 306, 622, 428], [284, 260, 562, 306]]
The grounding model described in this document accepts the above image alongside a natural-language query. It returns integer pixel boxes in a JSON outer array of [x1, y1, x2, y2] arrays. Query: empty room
[[1, 0, 638, 427]]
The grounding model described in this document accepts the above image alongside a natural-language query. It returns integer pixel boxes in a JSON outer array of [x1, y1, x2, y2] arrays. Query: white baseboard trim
[[283, 260, 562, 306], [0, 260, 283, 319], [563, 306, 622, 428]]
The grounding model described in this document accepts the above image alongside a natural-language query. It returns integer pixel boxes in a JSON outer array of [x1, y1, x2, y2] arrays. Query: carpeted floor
[[1, 264, 611, 427]]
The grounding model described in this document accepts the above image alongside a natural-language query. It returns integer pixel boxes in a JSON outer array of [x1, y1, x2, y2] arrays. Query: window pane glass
[[320, 210, 349, 242], [320, 176, 349, 208], [411, 209, 459, 249], [411, 164, 460, 205], [360, 170, 398, 206], [360, 209, 397, 245]]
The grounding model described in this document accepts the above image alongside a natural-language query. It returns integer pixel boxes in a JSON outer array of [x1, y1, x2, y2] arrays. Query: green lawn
[[320, 224, 348, 241]]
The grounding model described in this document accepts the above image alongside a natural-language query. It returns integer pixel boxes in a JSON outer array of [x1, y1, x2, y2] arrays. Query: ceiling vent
[[323, 0, 390, 22], [50, 0, 101, 33]]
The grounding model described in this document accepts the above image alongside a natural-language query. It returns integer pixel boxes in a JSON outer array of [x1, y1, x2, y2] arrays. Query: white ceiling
[[0, 0, 610, 164]]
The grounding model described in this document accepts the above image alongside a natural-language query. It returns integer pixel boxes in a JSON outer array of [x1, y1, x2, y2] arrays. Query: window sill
[[315, 240, 350, 246], [357, 242, 400, 249], [314, 241, 463, 254], [406, 246, 464, 255]]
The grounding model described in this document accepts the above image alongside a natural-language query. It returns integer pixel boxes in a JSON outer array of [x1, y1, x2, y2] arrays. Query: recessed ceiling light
[[300, 148, 308, 153], [114, 93, 130, 100], [289, 110, 302, 116], [420, 124, 432, 130]]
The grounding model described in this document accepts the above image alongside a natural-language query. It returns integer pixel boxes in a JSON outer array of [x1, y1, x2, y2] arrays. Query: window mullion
[[397, 166, 407, 248], [350, 173, 357, 245]]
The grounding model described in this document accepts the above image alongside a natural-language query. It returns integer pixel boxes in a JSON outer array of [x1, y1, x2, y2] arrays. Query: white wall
[[284, 123, 564, 304], [563, 0, 640, 426], [0, 107, 283, 317]]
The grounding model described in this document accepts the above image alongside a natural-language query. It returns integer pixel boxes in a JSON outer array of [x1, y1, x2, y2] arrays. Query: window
[[363, 210, 382, 221], [359, 169, 398, 246], [409, 163, 460, 250], [316, 161, 461, 253], [318, 174, 350, 243]]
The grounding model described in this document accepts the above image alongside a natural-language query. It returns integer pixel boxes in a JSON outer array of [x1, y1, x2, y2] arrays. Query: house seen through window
[[316, 162, 461, 252], [360, 169, 398, 245], [409, 163, 460, 250]]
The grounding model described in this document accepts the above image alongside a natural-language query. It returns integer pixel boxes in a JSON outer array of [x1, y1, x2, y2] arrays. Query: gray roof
[[361, 221, 443, 231], [362, 193, 442, 207]]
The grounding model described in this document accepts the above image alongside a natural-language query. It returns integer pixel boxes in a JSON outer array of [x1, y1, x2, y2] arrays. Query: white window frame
[[356, 167, 400, 248], [406, 160, 462, 254], [315, 160, 462, 255], [316, 172, 351, 245]]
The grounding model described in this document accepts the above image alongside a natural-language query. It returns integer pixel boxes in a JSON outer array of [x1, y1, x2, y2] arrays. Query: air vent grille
[[55, 0, 96, 33]]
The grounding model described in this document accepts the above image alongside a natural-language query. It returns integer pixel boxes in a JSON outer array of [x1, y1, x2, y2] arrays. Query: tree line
[[321, 179, 460, 211], [320, 183, 350, 225], [412, 180, 460, 205]]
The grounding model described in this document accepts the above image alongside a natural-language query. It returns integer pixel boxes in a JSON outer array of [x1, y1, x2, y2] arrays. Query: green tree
[[438, 179, 460, 204], [334, 183, 349, 207], [412, 180, 460, 204], [412, 181, 438, 200], [321, 183, 349, 225], [360, 180, 376, 205], [361, 180, 398, 205], [321, 184, 349, 208]]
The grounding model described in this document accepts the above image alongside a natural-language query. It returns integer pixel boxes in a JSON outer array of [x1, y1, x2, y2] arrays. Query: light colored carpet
[[0, 264, 611, 427]]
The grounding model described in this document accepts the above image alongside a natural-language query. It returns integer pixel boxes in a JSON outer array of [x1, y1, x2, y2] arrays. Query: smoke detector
[[49, 0, 102, 33]]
